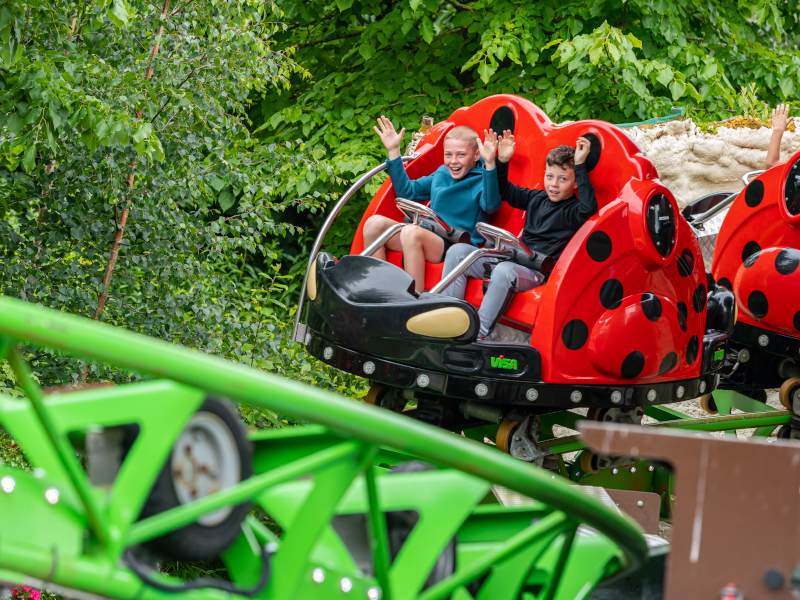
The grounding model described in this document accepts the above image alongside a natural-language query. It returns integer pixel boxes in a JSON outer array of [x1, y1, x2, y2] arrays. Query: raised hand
[[477, 128, 499, 168], [574, 136, 591, 165], [773, 104, 793, 132], [497, 129, 516, 163], [373, 115, 405, 160]]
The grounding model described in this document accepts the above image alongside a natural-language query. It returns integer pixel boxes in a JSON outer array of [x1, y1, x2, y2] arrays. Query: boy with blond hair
[[364, 116, 502, 293]]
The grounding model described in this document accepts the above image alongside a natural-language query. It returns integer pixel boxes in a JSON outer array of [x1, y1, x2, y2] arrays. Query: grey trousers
[[439, 243, 545, 338]]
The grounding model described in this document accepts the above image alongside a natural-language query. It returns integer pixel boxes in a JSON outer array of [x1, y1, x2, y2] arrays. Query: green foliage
[[255, 0, 800, 215], [0, 0, 356, 395]]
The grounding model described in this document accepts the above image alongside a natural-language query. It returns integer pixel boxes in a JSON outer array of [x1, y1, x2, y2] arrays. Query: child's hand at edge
[[773, 104, 793, 132], [373, 115, 405, 160], [497, 130, 516, 163], [574, 137, 591, 165], [478, 128, 499, 170]]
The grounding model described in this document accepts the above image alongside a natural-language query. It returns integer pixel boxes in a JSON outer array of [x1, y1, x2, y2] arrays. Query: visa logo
[[490, 356, 518, 370]]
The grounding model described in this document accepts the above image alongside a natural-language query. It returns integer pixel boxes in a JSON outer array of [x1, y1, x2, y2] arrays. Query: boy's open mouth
[[448, 165, 463, 176]]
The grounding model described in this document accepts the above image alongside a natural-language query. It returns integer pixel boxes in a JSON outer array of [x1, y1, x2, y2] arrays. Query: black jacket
[[497, 161, 598, 262]]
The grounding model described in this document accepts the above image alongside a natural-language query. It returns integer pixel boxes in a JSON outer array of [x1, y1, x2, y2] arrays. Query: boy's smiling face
[[443, 138, 480, 180], [544, 163, 577, 202]]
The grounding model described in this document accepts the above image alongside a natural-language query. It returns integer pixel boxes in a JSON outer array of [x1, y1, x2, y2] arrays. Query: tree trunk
[[91, 0, 170, 322]]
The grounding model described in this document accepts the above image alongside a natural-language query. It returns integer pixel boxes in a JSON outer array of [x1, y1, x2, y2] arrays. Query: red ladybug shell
[[351, 95, 707, 385], [587, 293, 695, 380], [733, 246, 800, 334]]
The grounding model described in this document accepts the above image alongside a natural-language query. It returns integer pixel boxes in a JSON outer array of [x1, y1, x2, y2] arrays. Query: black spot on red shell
[[717, 277, 732, 291], [775, 248, 800, 275], [562, 319, 588, 350], [621, 351, 645, 379], [693, 283, 707, 313], [677, 248, 694, 277], [686, 335, 699, 365], [742, 241, 761, 266], [745, 179, 764, 208], [747, 290, 768, 319], [795, 310, 800, 332], [586, 231, 612, 262], [658, 352, 677, 375], [641, 293, 662, 322], [599, 279, 623, 310], [677, 302, 688, 332]]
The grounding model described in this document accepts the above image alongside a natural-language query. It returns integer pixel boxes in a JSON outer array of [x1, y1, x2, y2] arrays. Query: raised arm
[[573, 137, 598, 219], [495, 130, 537, 210], [478, 129, 501, 213], [766, 104, 793, 170]]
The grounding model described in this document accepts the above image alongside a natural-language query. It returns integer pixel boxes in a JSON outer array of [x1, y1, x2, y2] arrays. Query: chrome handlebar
[[395, 198, 446, 227], [476, 222, 532, 255], [742, 170, 765, 186]]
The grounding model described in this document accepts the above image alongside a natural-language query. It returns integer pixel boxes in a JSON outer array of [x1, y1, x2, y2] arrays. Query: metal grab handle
[[394, 198, 449, 229], [429, 246, 512, 294], [476, 222, 533, 256], [360, 222, 408, 257], [742, 170, 764, 186], [292, 155, 418, 343], [690, 192, 738, 227]]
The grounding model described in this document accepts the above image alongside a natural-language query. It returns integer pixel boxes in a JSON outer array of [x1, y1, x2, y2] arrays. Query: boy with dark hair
[[440, 131, 597, 339], [363, 117, 502, 293]]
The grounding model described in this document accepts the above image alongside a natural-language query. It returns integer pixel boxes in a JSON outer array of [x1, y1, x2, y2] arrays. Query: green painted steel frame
[[0, 297, 648, 600]]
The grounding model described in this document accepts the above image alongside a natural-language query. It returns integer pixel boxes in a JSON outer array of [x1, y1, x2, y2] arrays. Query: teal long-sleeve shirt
[[385, 156, 501, 246]]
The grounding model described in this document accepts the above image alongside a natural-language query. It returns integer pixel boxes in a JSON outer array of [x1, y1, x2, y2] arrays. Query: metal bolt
[[570, 390, 582, 403], [0, 476, 14, 493], [739, 348, 751, 363], [475, 383, 488, 397], [417, 374, 430, 388], [526, 388, 539, 401], [630, 467, 637, 473], [637, 500, 644, 507], [676, 385, 685, 399], [363, 361, 375, 375], [647, 389, 657, 402], [649, 465, 655, 471], [699, 381, 707, 394], [323, 346, 334, 359], [764, 568, 785, 590], [612, 468, 618, 474], [611, 391, 622, 404], [758, 334, 769, 347], [367, 588, 381, 600], [312, 568, 325, 583], [341, 578, 353, 593], [45, 488, 59, 505]]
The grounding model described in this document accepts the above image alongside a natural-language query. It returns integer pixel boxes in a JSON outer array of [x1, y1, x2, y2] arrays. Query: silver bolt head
[[341, 578, 353, 593], [363, 361, 375, 375], [417, 374, 430, 388], [646, 389, 657, 402], [630, 467, 637, 473], [648, 465, 655, 471], [475, 383, 488, 397], [611, 391, 622, 404], [312, 568, 325, 583], [699, 381, 707, 393], [367, 588, 382, 600], [45, 488, 59, 504], [739, 348, 751, 362], [570, 390, 582, 403], [323, 346, 334, 360], [758, 334, 769, 347], [612, 468, 619, 474], [637, 500, 644, 507], [526, 388, 539, 401], [676, 385, 685, 399]]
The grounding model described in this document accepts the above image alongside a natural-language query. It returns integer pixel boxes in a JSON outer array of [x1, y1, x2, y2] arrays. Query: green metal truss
[[0, 296, 649, 600]]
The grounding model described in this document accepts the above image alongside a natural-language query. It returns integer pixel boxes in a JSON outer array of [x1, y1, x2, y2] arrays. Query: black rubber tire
[[742, 389, 768, 404], [139, 398, 253, 561], [387, 461, 456, 590]]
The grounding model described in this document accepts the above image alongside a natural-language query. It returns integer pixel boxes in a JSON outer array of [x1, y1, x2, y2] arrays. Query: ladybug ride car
[[293, 95, 734, 452]]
